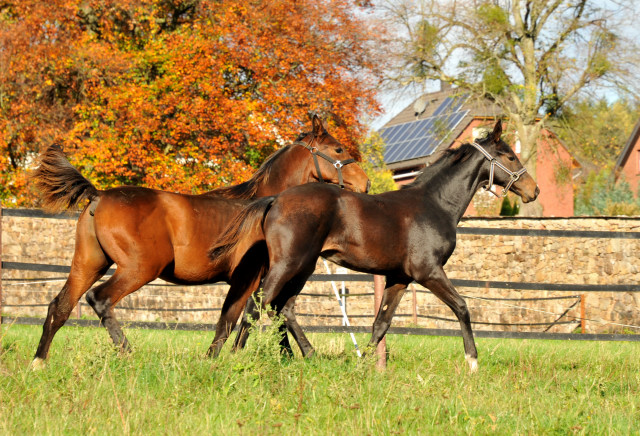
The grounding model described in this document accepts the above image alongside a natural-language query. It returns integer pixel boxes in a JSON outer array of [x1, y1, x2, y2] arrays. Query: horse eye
[[507, 156, 516, 162], [336, 147, 343, 153]]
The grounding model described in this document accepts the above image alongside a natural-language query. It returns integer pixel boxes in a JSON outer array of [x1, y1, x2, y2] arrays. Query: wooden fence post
[[373, 274, 386, 369], [581, 294, 586, 334], [412, 285, 417, 325]]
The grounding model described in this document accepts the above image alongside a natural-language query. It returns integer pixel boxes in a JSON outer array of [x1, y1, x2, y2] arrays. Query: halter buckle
[[333, 161, 343, 169]]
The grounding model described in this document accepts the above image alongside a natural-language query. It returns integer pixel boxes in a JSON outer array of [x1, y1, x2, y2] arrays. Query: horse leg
[[417, 267, 478, 372], [231, 293, 261, 351], [258, 260, 316, 356], [85, 267, 159, 353], [278, 295, 315, 357], [231, 294, 311, 357], [32, 212, 110, 368], [207, 272, 264, 358], [32, 266, 108, 368], [367, 278, 409, 351]]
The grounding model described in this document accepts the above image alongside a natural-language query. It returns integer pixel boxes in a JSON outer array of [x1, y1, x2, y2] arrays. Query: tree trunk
[[512, 118, 544, 216]]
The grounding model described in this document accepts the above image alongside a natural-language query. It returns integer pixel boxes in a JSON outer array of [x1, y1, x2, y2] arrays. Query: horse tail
[[209, 196, 276, 271], [30, 144, 100, 213]]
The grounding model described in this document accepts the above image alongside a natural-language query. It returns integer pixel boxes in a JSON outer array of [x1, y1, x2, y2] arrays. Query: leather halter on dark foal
[[470, 141, 528, 197], [294, 139, 356, 188]]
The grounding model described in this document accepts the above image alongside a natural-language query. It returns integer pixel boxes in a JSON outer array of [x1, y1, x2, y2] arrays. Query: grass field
[[1, 322, 639, 435]]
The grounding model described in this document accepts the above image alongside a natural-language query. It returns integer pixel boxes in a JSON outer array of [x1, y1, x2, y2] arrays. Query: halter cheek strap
[[293, 140, 356, 189], [470, 141, 528, 198]]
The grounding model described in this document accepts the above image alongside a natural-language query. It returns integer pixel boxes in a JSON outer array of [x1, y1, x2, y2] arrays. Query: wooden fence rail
[[2, 208, 640, 344]]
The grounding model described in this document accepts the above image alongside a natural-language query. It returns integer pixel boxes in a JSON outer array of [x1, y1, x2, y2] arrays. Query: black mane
[[402, 142, 478, 189]]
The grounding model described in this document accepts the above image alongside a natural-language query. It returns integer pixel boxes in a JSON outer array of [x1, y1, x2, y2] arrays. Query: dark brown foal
[[210, 120, 539, 371]]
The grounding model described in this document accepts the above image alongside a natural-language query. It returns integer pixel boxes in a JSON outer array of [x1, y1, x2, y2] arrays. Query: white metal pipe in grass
[[323, 260, 361, 357]]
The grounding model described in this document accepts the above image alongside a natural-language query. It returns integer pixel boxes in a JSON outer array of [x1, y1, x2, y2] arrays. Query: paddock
[[2, 208, 640, 433], [2, 208, 639, 346]]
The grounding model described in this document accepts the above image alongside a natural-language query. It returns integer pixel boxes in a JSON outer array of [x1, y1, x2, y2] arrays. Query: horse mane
[[209, 144, 294, 199], [402, 142, 477, 189]]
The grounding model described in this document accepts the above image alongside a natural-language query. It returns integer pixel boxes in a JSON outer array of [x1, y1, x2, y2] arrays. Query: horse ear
[[491, 119, 502, 142], [312, 114, 327, 136]]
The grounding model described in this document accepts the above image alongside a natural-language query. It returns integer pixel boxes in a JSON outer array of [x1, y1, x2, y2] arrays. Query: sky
[[367, 0, 640, 132]]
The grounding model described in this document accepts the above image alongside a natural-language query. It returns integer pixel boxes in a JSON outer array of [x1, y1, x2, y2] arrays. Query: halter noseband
[[470, 141, 528, 198], [293, 139, 356, 189]]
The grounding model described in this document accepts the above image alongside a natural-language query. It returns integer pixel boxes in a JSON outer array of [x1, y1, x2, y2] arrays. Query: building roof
[[614, 117, 640, 175], [380, 86, 503, 170]]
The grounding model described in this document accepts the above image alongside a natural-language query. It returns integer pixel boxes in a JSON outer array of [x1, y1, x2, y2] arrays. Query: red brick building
[[613, 117, 640, 192], [379, 87, 578, 216]]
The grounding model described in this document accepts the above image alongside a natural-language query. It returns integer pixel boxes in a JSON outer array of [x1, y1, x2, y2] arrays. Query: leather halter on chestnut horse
[[293, 139, 356, 189]]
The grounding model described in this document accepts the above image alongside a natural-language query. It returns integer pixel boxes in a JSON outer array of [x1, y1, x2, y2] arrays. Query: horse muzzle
[[519, 184, 540, 203]]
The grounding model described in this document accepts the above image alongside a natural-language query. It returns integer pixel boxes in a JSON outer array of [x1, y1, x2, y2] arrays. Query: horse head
[[472, 120, 539, 203], [295, 114, 370, 193]]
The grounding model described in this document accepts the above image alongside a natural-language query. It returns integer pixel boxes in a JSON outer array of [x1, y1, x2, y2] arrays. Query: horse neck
[[251, 146, 309, 197], [411, 150, 489, 224]]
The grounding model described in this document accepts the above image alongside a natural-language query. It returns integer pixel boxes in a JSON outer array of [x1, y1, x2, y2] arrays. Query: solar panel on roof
[[381, 109, 470, 164], [431, 97, 453, 117], [449, 95, 468, 113], [429, 94, 467, 117], [379, 92, 471, 165]]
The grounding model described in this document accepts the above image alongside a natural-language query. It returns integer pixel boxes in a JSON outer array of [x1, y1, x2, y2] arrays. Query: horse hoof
[[30, 358, 46, 371], [465, 355, 478, 373]]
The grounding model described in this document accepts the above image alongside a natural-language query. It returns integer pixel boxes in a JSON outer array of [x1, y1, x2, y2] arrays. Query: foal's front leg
[[368, 278, 410, 351], [418, 267, 478, 372]]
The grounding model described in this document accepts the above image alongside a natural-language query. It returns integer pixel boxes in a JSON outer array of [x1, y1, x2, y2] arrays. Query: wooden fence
[[2, 208, 640, 345]]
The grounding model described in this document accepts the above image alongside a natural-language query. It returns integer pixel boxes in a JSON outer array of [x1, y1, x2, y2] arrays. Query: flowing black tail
[[30, 144, 99, 213], [208, 196, 276, 272]]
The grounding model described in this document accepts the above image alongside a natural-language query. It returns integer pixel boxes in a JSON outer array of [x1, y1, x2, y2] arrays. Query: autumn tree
[[0, 0, 384, 207], [359, 132, 397, 193], [378, 0, 640, 215]]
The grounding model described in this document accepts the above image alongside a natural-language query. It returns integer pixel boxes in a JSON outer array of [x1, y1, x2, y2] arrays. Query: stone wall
[[2, 211, 640, 334]]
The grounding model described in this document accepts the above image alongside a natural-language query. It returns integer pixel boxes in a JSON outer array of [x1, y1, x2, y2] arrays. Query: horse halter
[[293, 139, 356, 189], [470, 141, 528, 198]]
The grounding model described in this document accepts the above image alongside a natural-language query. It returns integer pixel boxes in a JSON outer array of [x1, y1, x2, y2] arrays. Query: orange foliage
[[0, 0, 383, 206]]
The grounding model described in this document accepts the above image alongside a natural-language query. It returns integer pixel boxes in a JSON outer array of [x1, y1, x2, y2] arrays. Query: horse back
[[91, 187, 246, 281]]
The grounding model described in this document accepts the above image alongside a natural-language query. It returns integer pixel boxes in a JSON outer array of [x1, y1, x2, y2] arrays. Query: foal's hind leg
[[85, 267, 160, 352], [278, 295, 314, 357], [417, 267, 478, 372], [232, 293, 261, 351], [256, 259, 317, 357], [234, 294, 314, 358]]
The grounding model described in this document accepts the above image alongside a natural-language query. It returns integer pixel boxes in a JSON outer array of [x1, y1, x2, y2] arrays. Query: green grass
[[1, 323, 639, 435]]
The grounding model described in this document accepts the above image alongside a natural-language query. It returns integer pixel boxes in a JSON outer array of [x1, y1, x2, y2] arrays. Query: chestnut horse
[[209, 121, 539, 371], [30, 116, 369, 368]]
